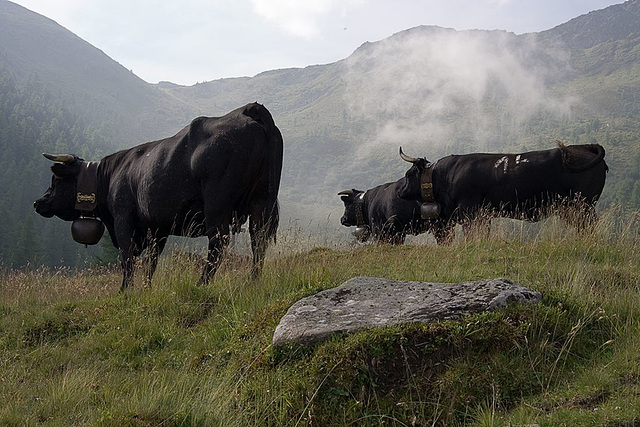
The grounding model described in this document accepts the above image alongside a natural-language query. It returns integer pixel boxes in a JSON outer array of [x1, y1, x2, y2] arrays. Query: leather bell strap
[[75, 161, 99, 214], [420, 164, 435, 203]]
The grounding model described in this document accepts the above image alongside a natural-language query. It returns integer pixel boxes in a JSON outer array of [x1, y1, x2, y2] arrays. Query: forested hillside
[[0, 1, 194, 144], [0, 0, 195, 268], [1, 0, 639, 269], [0, 65, 109, 266]]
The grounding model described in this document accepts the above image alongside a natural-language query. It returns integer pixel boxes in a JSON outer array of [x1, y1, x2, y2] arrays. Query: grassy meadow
[[1, 210, 640, 426]]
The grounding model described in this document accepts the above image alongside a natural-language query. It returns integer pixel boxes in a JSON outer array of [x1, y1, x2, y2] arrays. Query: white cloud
[[10, 0, 620, 84], [344, 28, 575, 157], [250, 0, 362, 38]]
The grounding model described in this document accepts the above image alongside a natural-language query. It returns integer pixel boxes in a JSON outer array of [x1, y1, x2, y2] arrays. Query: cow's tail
[[244, 102, 283, 243], [557, 141, 607, 173]]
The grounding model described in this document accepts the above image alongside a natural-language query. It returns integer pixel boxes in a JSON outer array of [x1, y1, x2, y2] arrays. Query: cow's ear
[[417, 158, 430, 170]]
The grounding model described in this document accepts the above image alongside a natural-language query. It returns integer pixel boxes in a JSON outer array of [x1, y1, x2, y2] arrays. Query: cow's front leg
[[119, 240, 141, 291], [115, 221, 144, 291], [462, 215, 491, 241], [120, 249, 134, 291], [386, 228, 406, 245], [432, 222, 454, 245]]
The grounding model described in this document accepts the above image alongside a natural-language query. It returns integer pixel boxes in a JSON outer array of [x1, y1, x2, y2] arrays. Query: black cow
[[339, 179, 434, 245], [397, 142, 608, 241], [35, 103, 283, 290]]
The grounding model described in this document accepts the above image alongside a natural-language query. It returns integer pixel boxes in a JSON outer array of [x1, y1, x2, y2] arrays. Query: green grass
[[1, 212, 640, 426]]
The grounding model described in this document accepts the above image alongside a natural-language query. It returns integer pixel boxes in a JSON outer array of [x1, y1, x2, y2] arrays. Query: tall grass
[[1, 208, 639, 426]]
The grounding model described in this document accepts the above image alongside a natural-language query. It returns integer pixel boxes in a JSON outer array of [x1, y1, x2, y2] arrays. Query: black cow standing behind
[[35, 103, 283, 291], [339, 179, 437, 245], [397, 142, 608, 242]]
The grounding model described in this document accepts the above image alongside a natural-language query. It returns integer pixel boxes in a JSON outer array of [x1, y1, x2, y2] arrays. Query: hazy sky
[[11, 0, 623, 85]]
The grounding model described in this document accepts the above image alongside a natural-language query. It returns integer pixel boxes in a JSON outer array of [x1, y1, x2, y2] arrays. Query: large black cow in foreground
[[397, 142, 608, 242], [339, 179, 431, 245], [35, 103, 283, 290]]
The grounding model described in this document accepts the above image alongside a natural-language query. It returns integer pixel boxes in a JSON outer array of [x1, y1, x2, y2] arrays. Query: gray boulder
[[272, 276, 542, 347]]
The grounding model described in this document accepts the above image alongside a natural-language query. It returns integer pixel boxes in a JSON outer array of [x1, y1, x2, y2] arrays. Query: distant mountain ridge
[[2, 0, 638, 142], [540, 0, 640, 50]]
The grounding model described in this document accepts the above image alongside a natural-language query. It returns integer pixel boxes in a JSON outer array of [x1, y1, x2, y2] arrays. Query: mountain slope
[[538, 0, 640, 118], [540, 0, 640, 50], [0, 0, 194, 145]]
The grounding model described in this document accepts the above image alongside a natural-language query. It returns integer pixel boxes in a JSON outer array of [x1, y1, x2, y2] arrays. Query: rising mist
[[342, 26, 576, 159]]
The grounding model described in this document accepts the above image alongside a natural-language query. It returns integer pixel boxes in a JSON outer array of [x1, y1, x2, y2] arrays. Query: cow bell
[[71, 217, 105, 245], [353, 225, 371, 242], [420, 203, 441, 220]]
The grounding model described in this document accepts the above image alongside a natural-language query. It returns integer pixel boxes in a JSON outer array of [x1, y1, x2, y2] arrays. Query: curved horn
[[399, 147, 419, 164], [338, 189, 355, 196], [43, 153, 76, 164]]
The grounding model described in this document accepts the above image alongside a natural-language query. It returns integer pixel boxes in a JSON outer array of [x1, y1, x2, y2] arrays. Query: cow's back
[[432, 146, 607, 218], [102, 103, 282, 235]]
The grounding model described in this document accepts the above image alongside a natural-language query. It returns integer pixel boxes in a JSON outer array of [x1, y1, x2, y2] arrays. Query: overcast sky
[[11, 0, 623, 85]]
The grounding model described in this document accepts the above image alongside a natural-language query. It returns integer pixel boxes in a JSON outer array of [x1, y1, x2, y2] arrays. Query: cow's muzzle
[[33, 199, 54, 218]]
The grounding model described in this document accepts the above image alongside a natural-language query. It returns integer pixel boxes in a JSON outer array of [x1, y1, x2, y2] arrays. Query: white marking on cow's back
[[515, 154, 529, 165], [494, 156, 508, 173]]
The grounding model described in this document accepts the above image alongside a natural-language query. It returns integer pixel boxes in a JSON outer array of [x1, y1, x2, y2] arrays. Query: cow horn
[[338, 189, 355, 196], [43, 153, 76, 164], [399, 147, 419, 164]]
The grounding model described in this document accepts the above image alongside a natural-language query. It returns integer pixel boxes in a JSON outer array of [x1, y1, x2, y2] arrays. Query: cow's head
[[397, 147, 431, 201], [34, 154, 84, 221], [338, 189, 370, 241]]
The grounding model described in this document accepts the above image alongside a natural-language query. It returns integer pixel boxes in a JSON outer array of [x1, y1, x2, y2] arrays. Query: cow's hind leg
[[199, 225, 230, 285], [562, 201, 598, 233], [249, 221, 268, 279], [249, 201, 278, 278]]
